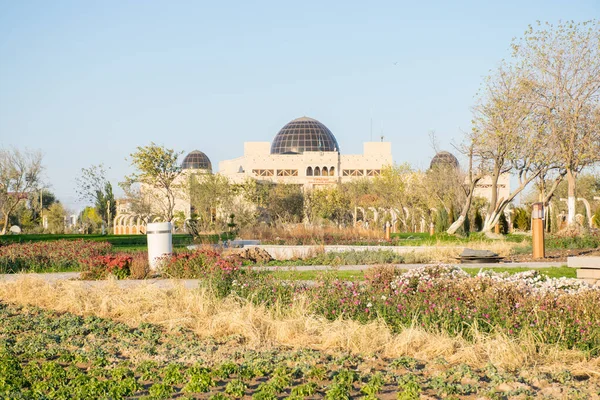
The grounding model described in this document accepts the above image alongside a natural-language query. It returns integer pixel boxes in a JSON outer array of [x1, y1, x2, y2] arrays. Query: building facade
[[219, 116, 393, 188]]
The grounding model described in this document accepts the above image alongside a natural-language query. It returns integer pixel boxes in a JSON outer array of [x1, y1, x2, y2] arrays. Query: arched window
[[314, 167, 321, 176], [329, 166, 335, 176], [306, 166, 313, 176], [322, 167, 328, 175]]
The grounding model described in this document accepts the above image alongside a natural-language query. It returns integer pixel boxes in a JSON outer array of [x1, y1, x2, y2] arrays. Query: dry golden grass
[[1, 276, 598, 375]]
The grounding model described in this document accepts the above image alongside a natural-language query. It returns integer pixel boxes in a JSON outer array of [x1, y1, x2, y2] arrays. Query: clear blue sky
[[1, 0, 598, 212]]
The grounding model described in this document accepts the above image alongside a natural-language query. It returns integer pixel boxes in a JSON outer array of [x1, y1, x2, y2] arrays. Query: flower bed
[[309, 265, 600, 352], [172, 260, 600, 354], [0, 240, 112, 273]]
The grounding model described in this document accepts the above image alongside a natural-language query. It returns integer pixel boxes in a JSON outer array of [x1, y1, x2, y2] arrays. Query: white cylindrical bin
[[147, 222, 173, 271]]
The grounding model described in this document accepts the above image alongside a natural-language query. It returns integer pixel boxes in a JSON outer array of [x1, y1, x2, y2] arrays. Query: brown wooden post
[[532, 202, 545, 259]]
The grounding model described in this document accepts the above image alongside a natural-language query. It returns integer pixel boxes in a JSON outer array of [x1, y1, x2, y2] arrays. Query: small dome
[[430, 151, 459, 170], [271, 116, 339, 155], [181, 150, 212, 171]]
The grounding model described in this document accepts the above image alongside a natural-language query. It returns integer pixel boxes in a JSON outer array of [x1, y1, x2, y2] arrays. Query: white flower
[[367, 303, 373, 308], [381, 295, 387, 301]]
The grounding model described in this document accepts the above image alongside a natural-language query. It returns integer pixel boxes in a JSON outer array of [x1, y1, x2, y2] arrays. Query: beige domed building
[[114, 116, 393, 233], [219, 116, 393, 188]]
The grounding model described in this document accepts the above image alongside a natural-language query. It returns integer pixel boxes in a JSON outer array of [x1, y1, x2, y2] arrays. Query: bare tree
[[0, 148, 43, 234], [118, 181, 158, 224], [512, 20, 600, 226], [469, 65, 559, 233]]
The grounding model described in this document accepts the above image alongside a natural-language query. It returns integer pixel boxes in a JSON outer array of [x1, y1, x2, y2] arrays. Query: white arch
[[577, 198, 594, 227]]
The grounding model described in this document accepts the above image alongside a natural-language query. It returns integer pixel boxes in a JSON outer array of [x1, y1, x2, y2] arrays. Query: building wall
[[473, 173, 511, 205], [218, 141, 393, 188]]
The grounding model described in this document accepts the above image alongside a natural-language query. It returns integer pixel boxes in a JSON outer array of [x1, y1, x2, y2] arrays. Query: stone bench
[[567, 256, 600, 283]]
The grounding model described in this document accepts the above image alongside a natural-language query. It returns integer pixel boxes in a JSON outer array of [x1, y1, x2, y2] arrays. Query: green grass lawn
[[0, 233, 234, 252]]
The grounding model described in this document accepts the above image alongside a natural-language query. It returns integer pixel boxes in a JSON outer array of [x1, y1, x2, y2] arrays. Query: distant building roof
[[181, 150, 212, 171], [430, 151, 459, 170], [270, 116, 339, 155]]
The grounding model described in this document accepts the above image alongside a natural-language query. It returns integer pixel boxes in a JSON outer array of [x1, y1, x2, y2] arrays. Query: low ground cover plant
[[0, 240, 112, 273], [0, 302, 597, 399]]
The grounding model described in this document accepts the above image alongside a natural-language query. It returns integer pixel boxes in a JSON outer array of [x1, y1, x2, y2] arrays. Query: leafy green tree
[[29, 189, 58, 224], [263, 184, 304, 224], [189, 173, 233, 229], [434, 208, 449, 233], [46, 202, 66, 234], [80, 206, 102, 234], [123, 143, 183, 222], [306, 186, 350, 226]]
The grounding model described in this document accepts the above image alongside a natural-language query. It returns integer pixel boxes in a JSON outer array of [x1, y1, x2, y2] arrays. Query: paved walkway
[[0, 262, 567, 288]]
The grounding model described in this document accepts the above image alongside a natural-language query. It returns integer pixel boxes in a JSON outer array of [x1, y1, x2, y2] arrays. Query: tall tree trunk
[[566, 169, 577, 226], [1, 212, 8, 235], [447, 190, 474, 235], [447, 177, 481, 235]]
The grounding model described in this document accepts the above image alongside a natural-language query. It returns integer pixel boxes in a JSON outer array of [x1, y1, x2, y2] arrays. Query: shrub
[[513, 207, 531, 231], [545, 232, 600, 249], [0, 240, 112, 273], [160, 248, 246, 297], [129, 253, 150, 279], [80, 255, 132, 280]]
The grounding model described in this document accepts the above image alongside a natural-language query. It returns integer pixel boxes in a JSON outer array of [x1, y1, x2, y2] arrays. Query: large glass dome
[[270, 117, 340, 155], [181, 150, 212, 171], [430, 151, 459, 170]]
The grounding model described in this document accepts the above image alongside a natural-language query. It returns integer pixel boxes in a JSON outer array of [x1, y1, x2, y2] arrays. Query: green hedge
[[0, 233, 236, 248]]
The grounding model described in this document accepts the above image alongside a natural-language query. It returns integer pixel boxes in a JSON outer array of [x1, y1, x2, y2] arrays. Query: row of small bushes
[[0, 233, 235, 248], [545, 231, 600, 249], [0, 240, 112, 273], [0, 240, 150, 279]]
